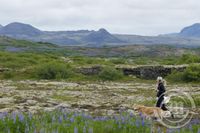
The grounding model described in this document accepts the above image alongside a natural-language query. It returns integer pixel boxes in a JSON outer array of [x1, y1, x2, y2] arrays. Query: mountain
[[0, 22, 43, 37], [0, 24, 2, 29], [1, 22, 200, 47], [161, 23, 200, 38], [82, 28, 125, 45], [179, 23, 200, 37]]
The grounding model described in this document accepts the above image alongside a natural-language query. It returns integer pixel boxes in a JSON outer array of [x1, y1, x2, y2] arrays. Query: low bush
[[178, 54, 200, 64], [35, 62, 74, 80], [98, 67, 124, 81], [167, 64, 200, 82]]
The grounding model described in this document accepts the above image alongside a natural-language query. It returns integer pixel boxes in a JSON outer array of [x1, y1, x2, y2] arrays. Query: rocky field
[[0, 80, 199, 116]]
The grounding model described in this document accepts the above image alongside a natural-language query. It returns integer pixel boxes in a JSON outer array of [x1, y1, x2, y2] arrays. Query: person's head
[[157, 76, 163, 83], [156, 76, 166, 86]]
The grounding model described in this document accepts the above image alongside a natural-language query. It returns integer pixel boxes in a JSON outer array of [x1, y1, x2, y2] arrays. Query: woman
[[156, 76, 168, 111]]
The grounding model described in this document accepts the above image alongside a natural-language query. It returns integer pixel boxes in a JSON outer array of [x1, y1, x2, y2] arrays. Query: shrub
[[183, 64, 200, 82], [36, 62, 73, 80], [110, 58, 126, 64], [3, 71, 14, 79], [167, 64, 200, 82], [178, 54, 200, 64], [98, 67, 123, 81]]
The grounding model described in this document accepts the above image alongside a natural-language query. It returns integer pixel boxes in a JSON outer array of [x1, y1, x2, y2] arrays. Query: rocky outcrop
[[78, 65, 187, 79], [78, 65, 102, 75], [117, 65, 187, 79]]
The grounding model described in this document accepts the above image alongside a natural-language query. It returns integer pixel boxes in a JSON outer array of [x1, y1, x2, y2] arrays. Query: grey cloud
[[0, 0, 200, 35]]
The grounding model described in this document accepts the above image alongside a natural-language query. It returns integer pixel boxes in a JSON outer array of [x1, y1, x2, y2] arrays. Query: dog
[[133, 105, 171, 120]]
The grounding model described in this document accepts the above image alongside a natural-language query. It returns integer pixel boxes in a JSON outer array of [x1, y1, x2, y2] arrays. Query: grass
[[0, 51, 200, 84], [52, 94, 78, 102]]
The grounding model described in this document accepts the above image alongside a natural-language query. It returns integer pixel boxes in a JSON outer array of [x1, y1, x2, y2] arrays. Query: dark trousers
[[156, 96, 168, 111]]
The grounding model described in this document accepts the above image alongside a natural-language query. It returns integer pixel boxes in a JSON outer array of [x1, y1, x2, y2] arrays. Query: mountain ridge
[[0, 22, 43, 37], [0, 22, 200, 47]]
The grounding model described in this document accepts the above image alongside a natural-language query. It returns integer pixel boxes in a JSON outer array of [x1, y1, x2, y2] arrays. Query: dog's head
[[133, 104, 144, 111]]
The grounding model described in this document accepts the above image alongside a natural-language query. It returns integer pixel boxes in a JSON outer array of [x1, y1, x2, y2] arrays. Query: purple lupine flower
[[129, 112, 134, 117], [70, 117, 74, 123], [83, 126, 86, 133], [18, 113, 24, 122], [197, 128, 200, 133], [88, 128, 93, 133], [121, 116, 125, 124], [0, 113, 4, 119], [52, 116, 55, 123], [139, 112, 144, 120], [74, 127, 78, 133], [135, 119, 140, 127], [12, 112, 17, 123], [157, 127, 161, 133], [177, 128, 181, 133], [141, 118, 145, 126], [74, 112, 79, 117], [63, 113, 67, 120], [25, 127, 29, 133], [189, 124, 193, 132], [55, 128, 59, 133], [7, 128, 10, 133], [28, 112, 32, 120], [3, 112, 8, 117], [118, 123, 122, 129], [59, 116, 63, 123]]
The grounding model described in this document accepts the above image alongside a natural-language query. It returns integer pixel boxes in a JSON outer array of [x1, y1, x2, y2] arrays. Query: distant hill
[[0, 36, 59, 53], [161, 23, 200, 38], [0, 36, 200, 57], [0, 22, 124, 46], [1, 22, 200, 47], [82, 28, 125, 46], [179, 23, 200, 37], [0, 22, 43, 37]]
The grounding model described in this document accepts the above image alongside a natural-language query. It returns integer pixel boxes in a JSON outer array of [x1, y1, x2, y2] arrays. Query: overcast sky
[[0, 0, 200, 35]]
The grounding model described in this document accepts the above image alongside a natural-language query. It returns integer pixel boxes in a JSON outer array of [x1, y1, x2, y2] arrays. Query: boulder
[[78, 65, 102, 75]]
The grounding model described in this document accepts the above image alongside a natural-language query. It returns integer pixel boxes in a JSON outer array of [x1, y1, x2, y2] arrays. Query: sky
[[0, 0, 200, 35]]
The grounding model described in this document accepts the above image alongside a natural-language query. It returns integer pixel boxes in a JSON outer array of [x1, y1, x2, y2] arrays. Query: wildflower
[[88, 127, 93, 133], [52, 116, 55, 123], [141, 118, 145, 126], [0, 113, 4, 119], [59, 116, 63, 123], [121, 116, 125, 124], [18, 113, 24, 122], [12, 112, 16, 123], [197, 128, 200, 133], [28, 112, 32, 120], [70, 117, 74, 123], [135, 119, 140, 127], [63, 113, 67, 120], [83, 126, 86, 133], [129, 112, 134, 117], [74, 127, 78, 133]]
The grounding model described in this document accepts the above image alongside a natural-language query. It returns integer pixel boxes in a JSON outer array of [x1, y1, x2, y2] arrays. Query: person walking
[[156, 76, 168, 111]]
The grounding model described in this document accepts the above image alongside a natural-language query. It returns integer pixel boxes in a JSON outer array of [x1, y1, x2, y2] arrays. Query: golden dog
[[133, 105, 171, 120]]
